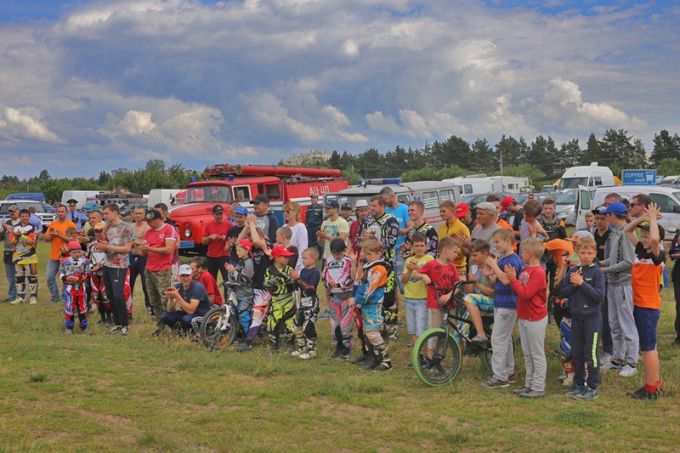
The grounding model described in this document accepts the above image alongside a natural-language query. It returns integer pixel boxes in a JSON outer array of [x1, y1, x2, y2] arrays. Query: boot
[[372, 344, 392, 372]]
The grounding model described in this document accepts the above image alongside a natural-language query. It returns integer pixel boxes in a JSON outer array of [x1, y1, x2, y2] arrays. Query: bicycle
[[198, 281, 244, 350], [412, 280, 496, 386]]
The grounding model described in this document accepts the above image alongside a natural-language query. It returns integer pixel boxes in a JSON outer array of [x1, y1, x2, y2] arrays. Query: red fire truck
[[170, 164, 349, 255]]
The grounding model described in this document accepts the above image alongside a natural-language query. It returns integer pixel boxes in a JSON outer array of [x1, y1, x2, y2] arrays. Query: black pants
[[600, 286, 613, 354], [129, 254, 149, 309], [673, 263, 680, 340], [572, 314, 601, 389], [206, 256, 228, 284], [103, 266, 129, 327]]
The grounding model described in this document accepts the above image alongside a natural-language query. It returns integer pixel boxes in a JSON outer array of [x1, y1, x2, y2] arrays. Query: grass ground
[[1, 243, 679, 452]]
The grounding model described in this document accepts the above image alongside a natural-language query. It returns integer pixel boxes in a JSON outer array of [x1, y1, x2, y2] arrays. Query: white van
[[557, 163, 615, 190], [324, 180, 460, 227], [445, 175, 529, 195], [61, 190, 104, 207], [574, 185, 680, 233], [147, 189, 184, 208]]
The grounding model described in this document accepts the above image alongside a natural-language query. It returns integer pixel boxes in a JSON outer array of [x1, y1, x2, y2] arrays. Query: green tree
[[431, 135, 472, 169], [495, 135, 523, 170], [651, 130, 680, 165], [557, 139, 582, 170], [657, 158, 680, 177], [492, 164, 546, 187], [470, 138, 497, 172], [580, 133, 602, 165], [38, 170, 50, 181]]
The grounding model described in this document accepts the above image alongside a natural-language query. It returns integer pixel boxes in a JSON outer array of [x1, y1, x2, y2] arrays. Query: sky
[[0, 0, 678, 178]]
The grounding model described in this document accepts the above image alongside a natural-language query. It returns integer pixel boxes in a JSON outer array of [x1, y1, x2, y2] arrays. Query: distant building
[[283, 150, 331, 166], [111, 167, 129, 176]]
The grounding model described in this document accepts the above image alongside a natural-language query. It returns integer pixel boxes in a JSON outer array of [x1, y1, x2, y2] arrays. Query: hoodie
[[600, 226, 635, 286], [554, 264, 605, 319]]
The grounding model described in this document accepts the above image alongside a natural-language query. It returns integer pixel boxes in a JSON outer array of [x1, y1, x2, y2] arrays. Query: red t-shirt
[[144, 224, 177, 272], [197, 271, 223, 305], [511, 266, 547, 321], [418, 259, 459, 309], [202, 220, 233, 258]]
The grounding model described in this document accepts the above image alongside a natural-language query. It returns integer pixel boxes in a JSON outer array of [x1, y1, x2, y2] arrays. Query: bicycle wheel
[[210, 314, 238, 350], [200, 306, 225, 348], [412, 328, 462, 386]]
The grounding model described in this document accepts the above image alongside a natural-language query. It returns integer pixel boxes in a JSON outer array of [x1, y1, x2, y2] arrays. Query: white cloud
[[321, 105, 350, 128], [365, 111, 401, 135], [118, 110, 157, 136], [0, 107, 63, 143]]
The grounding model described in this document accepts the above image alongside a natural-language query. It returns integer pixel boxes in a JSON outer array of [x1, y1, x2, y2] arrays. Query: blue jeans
[[45, 258, 61, 301], [4, 260, 16, 300], [405, 298, 427, 335]]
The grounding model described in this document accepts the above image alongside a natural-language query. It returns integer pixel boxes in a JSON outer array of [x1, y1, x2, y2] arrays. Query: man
[[306, 194, 323, 250], [142, 209, 178, 332], [437, 200, 468, 273], [95, 204, 133, 334], [405, 200, 438, 258], [592, 206, 613, 361], [349, 200, 369, 255], [630, 193, 665, 239], [83, 210, 103, 240], [154, 202, 180, 279], [191, 258, 222, 306], [381, 187, 409, 292], [1, 205, 21, 302], [340, 203, 353, 223], [471, 202, 502, 256], [538, 198, 567, 241], [487, 195, 515, 233], [317, 199, 349, 260], [456, 202, 474, 233], [250, 194, 278, 244], [154, 203, 176, 227], [130, 205, 151, 315], [66, 199, 88, 230], [27, 206, 43, 234], [44, 204, 77, 303], [227, 206, 248, 264], [157, 264, 211, 333], [202, 205, 232, 283], [603, 192, 622, 207], [501, 196, 524, 237]]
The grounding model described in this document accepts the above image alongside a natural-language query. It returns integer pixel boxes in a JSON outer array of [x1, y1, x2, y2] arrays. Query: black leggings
[[129, 254, 149, 308], [206, 256, 229, 284], [104, 267, 129, 327]]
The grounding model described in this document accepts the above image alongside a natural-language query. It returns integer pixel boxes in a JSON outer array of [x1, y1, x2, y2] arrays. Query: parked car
[[0, 199, 56, 231], [553, 190, 578, 226]]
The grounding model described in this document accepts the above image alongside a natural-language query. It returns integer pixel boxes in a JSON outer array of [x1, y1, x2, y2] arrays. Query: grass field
[[1, 243, 679, 452]]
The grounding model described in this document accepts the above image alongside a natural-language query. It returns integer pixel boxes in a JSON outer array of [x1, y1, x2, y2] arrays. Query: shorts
[[360, 303, 383, 332], [634, 306, 659, 352], [405, 298, 427, 335], [428, 307, 444, 330], [463, 293, 495, 314]]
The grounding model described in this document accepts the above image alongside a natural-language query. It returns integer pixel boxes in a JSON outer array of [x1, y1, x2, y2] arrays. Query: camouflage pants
[[145, 268, 173, 320]]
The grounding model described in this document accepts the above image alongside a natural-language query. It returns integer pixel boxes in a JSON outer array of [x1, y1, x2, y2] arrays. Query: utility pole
[[500, 146, 504, 176]]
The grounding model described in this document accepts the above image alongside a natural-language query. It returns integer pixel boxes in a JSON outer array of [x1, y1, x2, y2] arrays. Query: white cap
[[476, 202, 498, 213], [355, 199, 369, 208], [178, 264, 192, 276]]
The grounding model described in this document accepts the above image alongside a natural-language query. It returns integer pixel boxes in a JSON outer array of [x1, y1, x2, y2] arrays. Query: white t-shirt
[[321, 217, 349, 259], [288, 222, 308, 272]]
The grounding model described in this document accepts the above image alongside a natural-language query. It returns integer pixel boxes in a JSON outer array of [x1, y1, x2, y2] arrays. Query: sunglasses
[[629, 202, 641, 207], [94, 229, 104, 233]]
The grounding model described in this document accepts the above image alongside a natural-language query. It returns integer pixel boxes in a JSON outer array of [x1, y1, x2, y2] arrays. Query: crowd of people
[[0, 189, 676, 401]]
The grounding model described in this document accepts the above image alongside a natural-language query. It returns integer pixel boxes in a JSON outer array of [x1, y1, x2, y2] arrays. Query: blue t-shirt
[[386, 203, 408, 252], [175, 280, 211, 316], [494, 253, 523, 309]]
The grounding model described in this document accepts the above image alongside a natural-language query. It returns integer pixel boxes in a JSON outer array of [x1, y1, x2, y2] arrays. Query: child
[[225, 239, 255, 342], [583, 212, 595, 233], [554, 236, 606, 400], [60, 241, 91, 334], [624, 203, 665, 400], [463, 239, 496, 345], [600, 201, 638, 377], [10, 209, 38, 305], [402, 233, 434, 348], [276, 226, 299, 270], [349, 238, 391, 371], [412, 237, 459, 366], [264, 244, 298, 353], [323, 238, 355, 360], [87, 222, 111, 324], [292, 248, 321, 359], [505, 237, 548, 398], [519, 200, 546, 243], [482, 228, 523, 389]]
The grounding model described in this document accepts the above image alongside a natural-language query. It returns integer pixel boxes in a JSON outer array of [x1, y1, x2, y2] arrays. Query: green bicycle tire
[[412, 328, 462, 386]]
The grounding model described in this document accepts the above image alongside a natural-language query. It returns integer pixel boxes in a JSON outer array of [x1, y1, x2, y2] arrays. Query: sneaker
[[561, 374, 574, 387], [618, 364, 637, 378], [512, 386, 531, 395], [108, 325, 123, 334], [299, 350, 317, 360], [237, 342, 252, 352], [567, 385, 586, 398], [574, 387, 599, 400], [121, 326, 129, 336], [353, 354, 371, 365], [359, 356, 378, 370], [481, 378, 510, 389], [9, 298, 21, 305], [291, 349, 303, 357], [372, 362, 392, 372], [602, 360, 623, 370], [471, 335, 489, 346], [64, 328, 74, 335], [519, 389, 545, 398], [628, 386, 660, 400], [602, 352, 613, 364], [508, 373, 517, 384], [29, 297, 37, 305]]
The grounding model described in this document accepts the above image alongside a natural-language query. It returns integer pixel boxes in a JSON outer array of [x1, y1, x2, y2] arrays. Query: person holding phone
[[156, 264, 211, 334]]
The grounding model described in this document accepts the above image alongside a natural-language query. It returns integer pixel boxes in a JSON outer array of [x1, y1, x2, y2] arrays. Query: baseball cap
[[591, 205, 607, 215], [455, 202, 470, 218], [310, 194, 318, 199], [341, 202, 352, 211], [178, 264, 192, 276], [7, 204, 18, 212], [325, 199, 339, 209], [476, 202, 498, 213], [250, 194, 269, 204], [603, 201, 627, 216], [355, 199, 369, 209], [238, 239, 253, 253], [501, 196, 516, 211], [67, 199, 78, 204], [212, 205, 224, 214], [145, 209, 163, 221], [271, 244, 295, 258], [234, 206, 249, 216], [94, 222, 106, 231], [67, 241, 81, 252]]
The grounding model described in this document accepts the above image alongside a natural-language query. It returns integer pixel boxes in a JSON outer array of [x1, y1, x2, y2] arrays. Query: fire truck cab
[[170, 164, 349, 255]]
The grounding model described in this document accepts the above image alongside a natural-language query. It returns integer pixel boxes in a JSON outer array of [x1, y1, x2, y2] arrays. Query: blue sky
[[0, 0, 678, 177]]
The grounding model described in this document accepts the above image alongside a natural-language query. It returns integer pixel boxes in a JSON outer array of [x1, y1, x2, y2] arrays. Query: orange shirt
[[497, 218, 517, 251], [46, 219, 77, 260], [632, 260, 662, 309]]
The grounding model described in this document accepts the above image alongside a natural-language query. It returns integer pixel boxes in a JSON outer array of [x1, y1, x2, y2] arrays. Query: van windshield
[[185, 186, 232, 204], [554, 190, 577, 205], [558, 177, 588, 190]]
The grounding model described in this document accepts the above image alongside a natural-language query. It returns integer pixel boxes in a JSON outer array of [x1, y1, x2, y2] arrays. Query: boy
[[482, 228, 523, 389], [583, 212, 595, 233], [505, 237, 547, 398], [402, 233, 434, 349], [10, 209, 38, 305], [60, 241, 91, 334], [463, 239, 496, 345], [276, 226, 299, 270], [293, 247, 321, 359], [264, 244, 298, 353], [624, 204, 665, 400], [323, 238, 355, 360], [554, 237, 606, 400], [348, 238, 392, 371], [87, 222, 111, 324], [519, 200, 546, 243], [600, 201, 638, 377], [190, 258, 223, 306], [224, 239, 255, 341]]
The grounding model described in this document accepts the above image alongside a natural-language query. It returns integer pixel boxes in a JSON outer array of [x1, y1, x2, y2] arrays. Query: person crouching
[[157, 264, 211, 334]]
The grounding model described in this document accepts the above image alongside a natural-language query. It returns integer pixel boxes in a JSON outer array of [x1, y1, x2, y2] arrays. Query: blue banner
[[622, 169, 656, 186]]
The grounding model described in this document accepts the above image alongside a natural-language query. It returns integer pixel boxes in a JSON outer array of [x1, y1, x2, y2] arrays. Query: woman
[[284, 201, 308, 272]]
